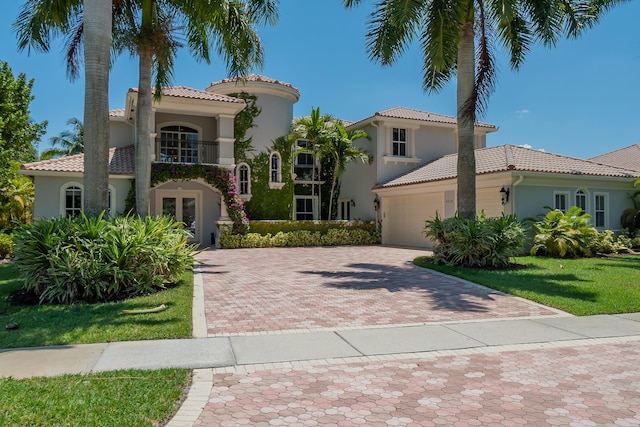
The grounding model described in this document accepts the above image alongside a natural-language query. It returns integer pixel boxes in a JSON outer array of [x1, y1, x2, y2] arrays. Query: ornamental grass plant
[[12, 213, 197, 304]]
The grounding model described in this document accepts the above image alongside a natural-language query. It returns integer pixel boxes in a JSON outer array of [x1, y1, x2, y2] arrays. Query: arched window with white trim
[[236, 163, 251, 196], [575, 189, 588, 215], [269, 152, 285, 189], [65, 185, 82, 217]]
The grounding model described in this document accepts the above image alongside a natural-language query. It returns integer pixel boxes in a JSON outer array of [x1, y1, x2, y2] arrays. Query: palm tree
[[345, 0, 623, 218], [15, 0, 277, 216], [14, 0, 111, 215], [0, 176, 34, 229], [292, 107, 334, 220], [123, 0, 276, 216], [323, 121, 370, 220], [41, 117, 84, 160]]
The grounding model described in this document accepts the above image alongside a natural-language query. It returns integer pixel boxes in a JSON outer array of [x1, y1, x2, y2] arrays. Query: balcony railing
[[154, 138, 219, 164]]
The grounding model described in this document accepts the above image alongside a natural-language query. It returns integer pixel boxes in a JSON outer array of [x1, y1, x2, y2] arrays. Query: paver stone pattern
[[199, 246, 557, 335]]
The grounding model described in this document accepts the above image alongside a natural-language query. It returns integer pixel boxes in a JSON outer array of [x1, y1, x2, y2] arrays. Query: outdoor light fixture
[[500, 186, 510, 205], [373, 198, 380, 211], [350, 200, 356, 207]]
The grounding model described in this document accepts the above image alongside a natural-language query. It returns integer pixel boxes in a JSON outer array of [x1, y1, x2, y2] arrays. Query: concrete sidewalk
[[3, 313, 640, 380]]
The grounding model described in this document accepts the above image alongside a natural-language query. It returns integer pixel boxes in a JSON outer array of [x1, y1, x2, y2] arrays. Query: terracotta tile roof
[[22, 145, 135, 175], [377, 144, 639, 189], [588, 144, 640, 172], [129, 86, 244, 103], [351, 106, 496, 130], [207, 74, 299, 94], [109, 109, 125, 117]]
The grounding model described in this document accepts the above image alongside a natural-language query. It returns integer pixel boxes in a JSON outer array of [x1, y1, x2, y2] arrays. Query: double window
[[594, 193, 607, 228], [295, 196, 314, 220], [392, 128, 407, 157], [575, 190, 587, 214], [554, 192, 569, 213], [295, 140, 314, 167]]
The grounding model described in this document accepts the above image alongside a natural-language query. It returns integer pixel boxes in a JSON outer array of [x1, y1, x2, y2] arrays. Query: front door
[[156, 190, 201, 243]]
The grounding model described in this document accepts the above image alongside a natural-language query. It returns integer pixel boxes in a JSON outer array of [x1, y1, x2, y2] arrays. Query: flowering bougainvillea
[[150, 163, 249, 234]]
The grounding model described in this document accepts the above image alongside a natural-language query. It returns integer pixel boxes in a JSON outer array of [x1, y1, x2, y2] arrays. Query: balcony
[[155, 138, 219, 164]]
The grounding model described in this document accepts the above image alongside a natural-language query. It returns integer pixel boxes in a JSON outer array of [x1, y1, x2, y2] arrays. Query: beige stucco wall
[[247, 93, 294, 154], [109, 121, 134, 147], [32, 175, 131, 218], [150, 180, 222, 246]]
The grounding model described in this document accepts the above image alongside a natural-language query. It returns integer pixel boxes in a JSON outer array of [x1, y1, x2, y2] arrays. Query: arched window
[[236, 163, 250, 195], [65, 186, 82, 217], [575, 189, 587, 215], [60, 183, 116, 217], [270, 152, 281, 183]]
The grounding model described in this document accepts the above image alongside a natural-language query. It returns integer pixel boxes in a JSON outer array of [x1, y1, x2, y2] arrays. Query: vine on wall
[[244, 136, 294, 220], [150, 163, 249, 234]]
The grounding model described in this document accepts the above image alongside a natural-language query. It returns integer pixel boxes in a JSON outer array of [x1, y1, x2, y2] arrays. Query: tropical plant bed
[[0, 369, 190, 426], [0, 263, 193, 349], [414, 255, 640, 316]]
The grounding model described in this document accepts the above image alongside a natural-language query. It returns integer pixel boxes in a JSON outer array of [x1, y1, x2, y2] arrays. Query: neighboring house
[[588, 144, 640, 172], [19, 74, 640, 248], [373, 145, 639, 248], [340, 107, 496, 222]]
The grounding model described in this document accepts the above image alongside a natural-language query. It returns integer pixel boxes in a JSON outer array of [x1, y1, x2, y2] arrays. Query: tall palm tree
[[15, 0, 277, 216], [41, 117, 84, 160], [345, 0, 623, 218], [14, 0, 111, 215], [292, 107, 334, 219], [82, 0, 111, 216], [323, 121, 370, 220]]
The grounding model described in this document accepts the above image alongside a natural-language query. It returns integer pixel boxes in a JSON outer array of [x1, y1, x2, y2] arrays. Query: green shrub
[[219, 226, 379, 249], [530, 206, 597, 258], [12, 213, 197, 304], [589, 230, 631, 254], [248, 220, 377, 235], [423, 212, 526, 268], [0, 234, 14, 258]]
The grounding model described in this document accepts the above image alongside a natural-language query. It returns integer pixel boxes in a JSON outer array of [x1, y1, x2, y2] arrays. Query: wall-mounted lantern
[[500, 186, 510, 205], [373, 198, 380, 211]]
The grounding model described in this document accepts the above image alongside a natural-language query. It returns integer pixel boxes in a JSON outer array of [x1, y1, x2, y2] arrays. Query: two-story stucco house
[[21, 74, 640, 248]]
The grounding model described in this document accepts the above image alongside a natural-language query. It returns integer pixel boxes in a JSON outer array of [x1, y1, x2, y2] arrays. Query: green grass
[[0, 263, 193, 349], [0, 369, 190, 426], [414, 255, 640, 315]]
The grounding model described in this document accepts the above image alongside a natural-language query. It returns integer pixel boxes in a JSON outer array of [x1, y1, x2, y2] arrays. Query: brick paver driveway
[[196, 340, 640, 426], [198, 246, 558, 335], [193, 246, 640, 426]]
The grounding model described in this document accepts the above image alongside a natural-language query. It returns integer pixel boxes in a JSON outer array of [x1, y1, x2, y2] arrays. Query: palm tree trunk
[[456, 19, 476, 219], [135, 0, 154, 217], [82, 0, 111, 217], [328, 175, 337, 220]]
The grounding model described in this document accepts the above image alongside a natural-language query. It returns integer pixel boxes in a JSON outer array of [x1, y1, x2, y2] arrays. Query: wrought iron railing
[[154, 138, 219, 164]]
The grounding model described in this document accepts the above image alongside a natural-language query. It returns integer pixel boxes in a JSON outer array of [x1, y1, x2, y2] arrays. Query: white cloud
[[515, 109, 530, 117], [519, 144, 545, 152]]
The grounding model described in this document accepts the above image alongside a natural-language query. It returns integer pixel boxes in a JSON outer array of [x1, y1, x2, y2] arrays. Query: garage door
[[383, 193, 442, 248]]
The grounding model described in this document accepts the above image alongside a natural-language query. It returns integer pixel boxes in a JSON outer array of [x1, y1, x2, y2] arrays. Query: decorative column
[[216, 114, 236, 166]]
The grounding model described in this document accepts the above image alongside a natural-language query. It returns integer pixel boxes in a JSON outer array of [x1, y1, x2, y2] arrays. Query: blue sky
[[1, 1, 638, 159]]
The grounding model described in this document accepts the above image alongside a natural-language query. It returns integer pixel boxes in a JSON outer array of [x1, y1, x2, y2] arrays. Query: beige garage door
[[384, 193, 442, 248]]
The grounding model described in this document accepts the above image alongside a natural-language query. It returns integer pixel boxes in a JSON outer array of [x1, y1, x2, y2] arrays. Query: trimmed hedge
[[220, 220, 380, 248]]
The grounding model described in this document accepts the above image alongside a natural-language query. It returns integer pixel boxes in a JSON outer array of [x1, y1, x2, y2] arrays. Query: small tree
[[323, 121, 370, 219]]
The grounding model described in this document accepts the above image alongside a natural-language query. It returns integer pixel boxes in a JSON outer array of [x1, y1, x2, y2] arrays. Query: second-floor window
[[392, 128, 407, 156], [160, 125, 198, 163], [295, 140, 314, 167]]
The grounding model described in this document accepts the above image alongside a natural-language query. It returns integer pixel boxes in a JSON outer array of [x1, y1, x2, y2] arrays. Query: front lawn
[[0, 263, 193, 349], [0, 369, 190, 426], [414, 255, 640, 316]]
